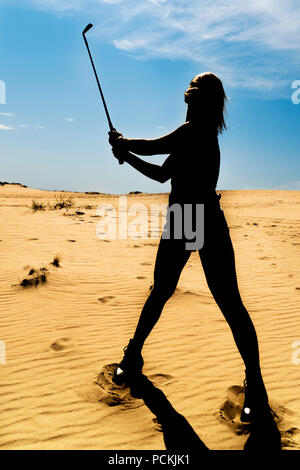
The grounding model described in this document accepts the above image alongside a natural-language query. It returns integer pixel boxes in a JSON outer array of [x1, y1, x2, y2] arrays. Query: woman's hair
[[184, 72, 228, 134]]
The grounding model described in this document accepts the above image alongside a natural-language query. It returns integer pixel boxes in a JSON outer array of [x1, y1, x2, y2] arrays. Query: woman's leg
[[198, 208, 283, 454], [113, 237, 191, 384], [199, 210, 265, 390], [132, 238, 191, 351]]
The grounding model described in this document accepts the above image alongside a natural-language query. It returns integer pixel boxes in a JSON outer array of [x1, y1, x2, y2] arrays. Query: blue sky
[[0, 0, 299, 193]]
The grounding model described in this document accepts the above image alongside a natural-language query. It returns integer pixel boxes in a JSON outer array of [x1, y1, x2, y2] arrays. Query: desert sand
[[0, 184, 299, 450]]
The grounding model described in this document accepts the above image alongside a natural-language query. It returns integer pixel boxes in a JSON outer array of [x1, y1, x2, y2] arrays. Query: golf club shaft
[[82, 35, 113, 131], [82, 25, 124, 164]]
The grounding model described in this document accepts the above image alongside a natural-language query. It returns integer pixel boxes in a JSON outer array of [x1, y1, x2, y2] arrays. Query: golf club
[[82, 23, 124, 164]]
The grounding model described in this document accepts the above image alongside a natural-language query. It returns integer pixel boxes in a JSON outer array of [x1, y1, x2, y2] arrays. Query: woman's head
[[184, 72, 228, 134]]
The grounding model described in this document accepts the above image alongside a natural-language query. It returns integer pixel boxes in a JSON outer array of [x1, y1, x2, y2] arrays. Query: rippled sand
[[0, 185, 299, 450]]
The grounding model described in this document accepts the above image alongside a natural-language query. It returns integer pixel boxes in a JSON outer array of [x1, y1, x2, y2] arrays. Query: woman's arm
[[112, 148, 170, 183], [109, 123, 188, 156]]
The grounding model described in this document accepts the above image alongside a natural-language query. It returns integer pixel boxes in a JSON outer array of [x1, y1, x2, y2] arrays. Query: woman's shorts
[[161, 193, 230, 251]]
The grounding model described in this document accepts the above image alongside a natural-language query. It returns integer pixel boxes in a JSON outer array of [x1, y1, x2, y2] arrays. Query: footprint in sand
[[137, 276, 146, 280], [149, 373, 173, 386], [49, 337, 75, 353], [67, 239, 76, 243], [76, 364, 174, 410], [95, 363, 143, 409], [216, 385, 300, 449], [98, 296, 115, 304]]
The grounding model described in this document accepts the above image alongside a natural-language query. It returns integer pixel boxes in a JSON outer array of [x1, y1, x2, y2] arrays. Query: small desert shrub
[[31, 200, 45, 211], [50, 194, 73, 210], [51, 255, 61, 267], [20, 269, 47, 287]]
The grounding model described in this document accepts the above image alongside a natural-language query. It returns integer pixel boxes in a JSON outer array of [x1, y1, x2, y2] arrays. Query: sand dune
[[0, 185, 299, 450]]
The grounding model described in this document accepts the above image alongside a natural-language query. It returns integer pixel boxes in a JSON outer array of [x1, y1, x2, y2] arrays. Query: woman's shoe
[[241, 378, 254, 422], [241, 372, 281, 450], [241, 371, 275, 423], [112, 339, 144, 386]]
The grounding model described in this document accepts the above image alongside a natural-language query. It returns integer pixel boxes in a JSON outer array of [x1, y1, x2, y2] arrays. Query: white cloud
[[31, 0, 85, 12], [28, 0, 300, 93], [0, 124, 14, 130], [0, 112, 15, 117], [36, 125, 45, 129], [64, 117, 75, 122]]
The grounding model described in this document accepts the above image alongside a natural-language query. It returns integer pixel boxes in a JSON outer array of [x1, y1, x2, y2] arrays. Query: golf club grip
[[110, 127, 124, 165]]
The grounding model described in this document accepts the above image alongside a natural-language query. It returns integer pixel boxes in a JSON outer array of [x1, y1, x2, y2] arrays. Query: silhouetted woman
[[109, 73, 280, 443]]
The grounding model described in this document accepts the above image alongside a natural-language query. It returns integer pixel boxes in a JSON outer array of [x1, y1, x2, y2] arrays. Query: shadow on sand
[[126, 373, 209, 452]]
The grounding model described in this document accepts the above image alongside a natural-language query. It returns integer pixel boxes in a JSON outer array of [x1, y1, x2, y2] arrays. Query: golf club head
[[82, 23, 93, 35]]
